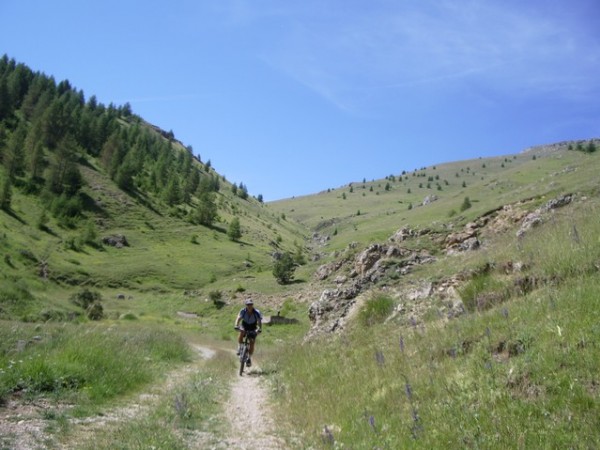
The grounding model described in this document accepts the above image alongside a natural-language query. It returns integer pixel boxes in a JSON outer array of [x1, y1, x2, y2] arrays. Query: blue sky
[[1, 1, 599, 200]]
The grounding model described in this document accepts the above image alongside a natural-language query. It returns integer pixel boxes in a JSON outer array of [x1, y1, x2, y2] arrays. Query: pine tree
[[227, 217, 242, 241], [193, 191, 217, 227], [273, 252, 296, 285], [164, 177, 182, 205], [0, 77, 11, 121], [0, 177, 12, 211], [4, 121, 27, 178], [460, 196, 472, 212]]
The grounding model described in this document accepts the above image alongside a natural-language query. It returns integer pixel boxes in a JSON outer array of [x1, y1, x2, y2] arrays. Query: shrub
[[70, 288, 102, 309], [86, 302, 104, 320], [208, 290, 225, 308]]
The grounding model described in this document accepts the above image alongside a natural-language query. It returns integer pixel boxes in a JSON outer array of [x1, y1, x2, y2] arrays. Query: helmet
[[245, 298, 254, 305]]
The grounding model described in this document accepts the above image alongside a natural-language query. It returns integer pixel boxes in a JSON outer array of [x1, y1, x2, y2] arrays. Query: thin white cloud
[[228, 0, 600, 112]]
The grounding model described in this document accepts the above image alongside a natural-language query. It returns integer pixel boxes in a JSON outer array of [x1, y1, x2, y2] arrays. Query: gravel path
[[220, 371, 287, 449]]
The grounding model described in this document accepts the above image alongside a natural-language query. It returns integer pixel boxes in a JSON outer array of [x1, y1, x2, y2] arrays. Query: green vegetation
[[1, 55, 599, 447], [75, 350, 233, 449], [272, 251, 296, 285], [268, 203, 600, 448], [0, 323, 190, 407], [358, 293, 395, 326]]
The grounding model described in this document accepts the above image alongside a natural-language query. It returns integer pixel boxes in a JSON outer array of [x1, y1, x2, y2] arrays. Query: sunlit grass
[[268, 201, 600, 448], [0, 323, 190, 407], [74, 350, 234, 450]]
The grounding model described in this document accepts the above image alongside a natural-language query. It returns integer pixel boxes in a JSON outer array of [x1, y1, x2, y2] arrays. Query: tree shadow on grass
[[282, 278, 306, 285], [1, 208, 26, 225]]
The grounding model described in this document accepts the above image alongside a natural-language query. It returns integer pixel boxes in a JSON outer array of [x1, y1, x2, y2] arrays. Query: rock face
[[307, 240, 437, 339], [517, 194, 573, 237], [305, 193, 578, 339]]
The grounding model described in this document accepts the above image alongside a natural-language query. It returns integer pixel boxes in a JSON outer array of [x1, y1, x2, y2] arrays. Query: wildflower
[[405, 382, 413, 401], [399, 335, 405, 353], [369, 415, 376, 431], [375, 350, 385, 367], [411, 408, 423, 439], [502, 308, 509, 319]]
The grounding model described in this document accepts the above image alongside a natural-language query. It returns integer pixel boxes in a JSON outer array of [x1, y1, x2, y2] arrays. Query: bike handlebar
[[234, 326, 262, 333]]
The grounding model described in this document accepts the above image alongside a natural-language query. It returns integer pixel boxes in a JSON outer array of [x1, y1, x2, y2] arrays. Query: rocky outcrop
[[308, 241, 437, 338], [517, 194, 573, 237], [445, 222, 480, 255], [102, 234, 129, 248], [306, 193, 578, 339], [307, 287, 360, 338]]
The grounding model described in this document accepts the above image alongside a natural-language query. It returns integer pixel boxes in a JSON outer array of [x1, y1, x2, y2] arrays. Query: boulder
[[102, 234, 129, 248]]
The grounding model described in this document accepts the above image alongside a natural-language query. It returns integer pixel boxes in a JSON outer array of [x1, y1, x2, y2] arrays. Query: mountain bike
[[234, 327, 259, 376]]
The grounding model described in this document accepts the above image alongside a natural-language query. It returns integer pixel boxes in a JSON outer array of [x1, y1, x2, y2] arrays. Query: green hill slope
[[270, 141, 599, 253], [0, 56, 308, 323], [1, 56, 599, 449]]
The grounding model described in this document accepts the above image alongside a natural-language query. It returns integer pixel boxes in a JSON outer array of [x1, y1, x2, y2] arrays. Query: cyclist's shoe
[[246, 358, 252, 367]]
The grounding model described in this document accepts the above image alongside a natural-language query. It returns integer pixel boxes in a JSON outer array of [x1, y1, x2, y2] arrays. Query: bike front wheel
[[239, 346, 248, 376]]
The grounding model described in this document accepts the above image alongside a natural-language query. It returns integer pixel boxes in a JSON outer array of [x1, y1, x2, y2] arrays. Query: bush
[[119, 312, 138, 321], [209, 290, 225, 308], [70, 288, 102, 309], [86, 302, 104, 320]]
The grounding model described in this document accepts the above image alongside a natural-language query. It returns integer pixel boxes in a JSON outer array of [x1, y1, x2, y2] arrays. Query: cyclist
[[234, 298, 262, 367]]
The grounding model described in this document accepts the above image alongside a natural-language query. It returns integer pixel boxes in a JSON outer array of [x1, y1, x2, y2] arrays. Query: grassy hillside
[[270, 143, 599, 255], [2, 56, 600, 448], [268, 167, 600, 448]]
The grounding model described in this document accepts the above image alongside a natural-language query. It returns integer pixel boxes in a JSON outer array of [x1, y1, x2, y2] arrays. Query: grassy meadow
[[267, 193, 600, 448]]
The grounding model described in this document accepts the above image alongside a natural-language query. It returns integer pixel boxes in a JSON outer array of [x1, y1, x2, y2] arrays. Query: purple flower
[[369, 415, 376, 430], [375, 350, 385, 367]]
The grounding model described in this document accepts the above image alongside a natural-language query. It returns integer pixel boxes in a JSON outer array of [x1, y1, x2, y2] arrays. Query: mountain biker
[[235, 298, 262, 367]]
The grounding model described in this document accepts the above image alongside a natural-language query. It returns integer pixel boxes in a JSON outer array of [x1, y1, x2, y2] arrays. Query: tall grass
[[0, 323, 190, 407], [270, 203, 600, 448], [74, 350, 233, 449]]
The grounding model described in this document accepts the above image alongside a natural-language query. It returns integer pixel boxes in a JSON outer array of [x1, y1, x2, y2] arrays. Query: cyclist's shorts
[[241, 321, 257, 332]]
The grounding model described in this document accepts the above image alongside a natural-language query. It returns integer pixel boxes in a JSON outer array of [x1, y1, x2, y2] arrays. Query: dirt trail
[[219, 370, 286, 449], [0, 344, 289, 449]]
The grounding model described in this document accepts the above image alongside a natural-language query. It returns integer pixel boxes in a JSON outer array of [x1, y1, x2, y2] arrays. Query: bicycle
[[234, 326, 260, 376]]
